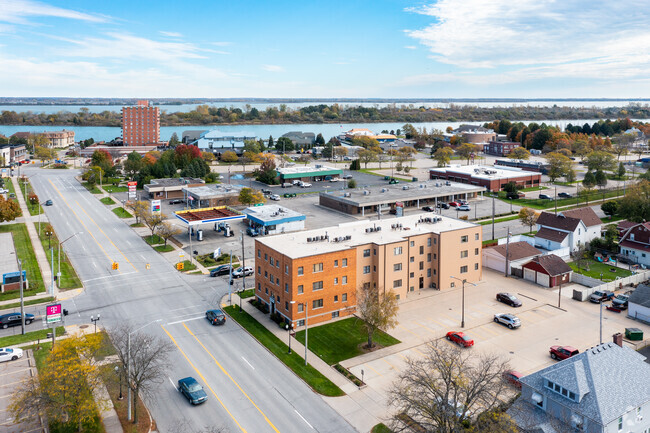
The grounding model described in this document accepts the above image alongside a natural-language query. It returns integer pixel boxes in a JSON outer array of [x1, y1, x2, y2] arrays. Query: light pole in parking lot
[[450, 276, 476, 328]]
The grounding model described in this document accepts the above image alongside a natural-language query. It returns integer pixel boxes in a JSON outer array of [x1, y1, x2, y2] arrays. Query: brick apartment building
[[483, 140, 520, 156], [254, 214, 482, 328], [121, 100, 160, 146]]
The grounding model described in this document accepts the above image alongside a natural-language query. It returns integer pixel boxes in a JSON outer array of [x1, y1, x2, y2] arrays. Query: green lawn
[[112, 207, 132, 218], [18, 179, 44, 216], [81, 182, 102, 194], [478, 214, 520, 225], [371, 423, 394, 433], [0, 224, 46, 301], [178, 260, 197, 272], [223, 306, 344, 396], [499, 188, 625, 210], [103, 185, 128, 193], [0, 326, 64, 347], [154, 244, 174, 252], [294, 317, 400, 365], [568, 259, 633, 281], [36, 226, 82, 290], [0, 296, 55, 311], [99, 197, 115, 205], [143, 234, 163, 245], [238, 288, 255, 299], [130, 222, 144, 227]]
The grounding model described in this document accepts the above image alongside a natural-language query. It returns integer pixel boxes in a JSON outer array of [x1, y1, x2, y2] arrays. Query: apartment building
[[254, 214, 482, 327], [41, 130, 75, 148], [121, 100, 160, 146]]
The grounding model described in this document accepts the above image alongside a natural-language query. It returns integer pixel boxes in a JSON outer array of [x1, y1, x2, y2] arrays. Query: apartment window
[[334, 260, 339, 268], [332, 311, 339, 318], [285, 265, 289, 274], [475, 233, 479, 241], [410, 256, 414, 263], [475, 248, 479, 255], [419, 246, 424, 254], [270, 257, 274, 266], [363, 266, 371, 274], [419, 261, 424, 270], [461, 250, 468, 258], [363, 282, 371, 289], [342, 258, 348, 267], [258, 266, 261, 274], [394, 263, 402, 271], [410, 241, 415, 247], [394, 279, 403, 288], [264, 270, 268, 278], [298, 267, 304, 276], [297, 303, 304, 313], [297, 319, 305, 326], [342, 293, 347, 302], [434, 253, 437, 260], [257, 283, 261, 292], [313, 281, 323, 291], [363, 249, 371, 257], [427, 269, 431, 277], [276, 261, 280, 269], [618, 417, 623, 431], [342, 276, 347, 285], [434, 238, 437, 245], [334, 278, 339, 285], [373, 265, 376, 272], [313, 263, 323, 273], [394, 247, 402, 255], [427, 253, 432, 262], [297, 285, 304, 294], [258, 249, 261, 258], [265, 287, 269, 294], [461, 235, 468, 243], [285, 283, 289, 293], [313, 299, 324, 309], [460, 265, 468, 274], [334, 295, 338, 302], [265, 253, 268, 261], [409, 272, 414, 278], [374, 249, 377, 255], [427, 238, 432, 247], [475, 263, 479, 270]]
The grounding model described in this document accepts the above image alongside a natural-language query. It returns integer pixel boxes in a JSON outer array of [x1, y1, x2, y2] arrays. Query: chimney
[[612, 332, 623, 347]]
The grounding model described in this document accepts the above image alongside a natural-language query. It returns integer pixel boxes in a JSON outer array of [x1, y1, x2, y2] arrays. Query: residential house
[[628, 283, 650, 324], [522, 254, 572, 288], [482, 241, 541, 274], [619, 222, 650, 267], [534, 207, 601, 252], [508, 341, 650, 433]]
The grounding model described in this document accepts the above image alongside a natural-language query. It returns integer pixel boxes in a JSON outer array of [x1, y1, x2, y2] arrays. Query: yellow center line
[[48, 179, 118, 272], [75, 201, 138, 272], [161, 325, 247, 433], [182, 323, 281, 433]]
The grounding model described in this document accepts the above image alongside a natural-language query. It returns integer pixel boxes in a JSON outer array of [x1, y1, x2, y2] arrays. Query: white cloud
[[404, 46, 417, 50], [211, 41, 232, 47], [262, 64, 284, 72], [0, 0, 107, 24], [159, 31, 183, 38]]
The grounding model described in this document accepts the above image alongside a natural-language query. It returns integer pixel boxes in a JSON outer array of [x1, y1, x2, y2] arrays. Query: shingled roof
[[535, 227, 569, 243], [561, 207, 602, 227], [536, 212, 582, 232], [526, 254, 571, 276], [488, 241, 541, 261], [629, 284, 650, 308]]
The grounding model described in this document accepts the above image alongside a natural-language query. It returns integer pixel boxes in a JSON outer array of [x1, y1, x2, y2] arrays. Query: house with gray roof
[[628, 283, 650, 324], [281, 131, 316, 147], [534, 208, 601, 252], [508, 341, 650, 433]]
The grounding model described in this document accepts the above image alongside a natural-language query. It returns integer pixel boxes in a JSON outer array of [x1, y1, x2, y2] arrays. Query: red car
[[550, 345, 579, 361], [448, 201, 460, 207], [446, 331, 474, 347], [502, 370, 523, 389]]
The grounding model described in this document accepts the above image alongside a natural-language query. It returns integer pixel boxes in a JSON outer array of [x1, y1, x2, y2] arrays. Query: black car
[[210, 265, 232, 277], [178, 377, 208, 405], [558, 192, 572, 199], [422, 206, 435, 212], [44, 199, 53, 206], [206, 309, 226, 325], [169, 199, 184, 205], [612, 294, 629, 309], [496, 293, 522, 308], [437, 202, 450, 209], [0, 313, 35, 329], [261, 189, 272, 195], [539, 194, 553, 200]]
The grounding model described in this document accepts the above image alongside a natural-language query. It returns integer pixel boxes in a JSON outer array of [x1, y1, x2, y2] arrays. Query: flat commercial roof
[[277, 165, 342, 179], [244, 205, 305, 227], [0, 233, 19, 274], [174, 206, 245, 226], [257, 213, 477, 259], [320, 180, 484, 207], [430, 164, 540, 181], [183, 184, 242, 199]]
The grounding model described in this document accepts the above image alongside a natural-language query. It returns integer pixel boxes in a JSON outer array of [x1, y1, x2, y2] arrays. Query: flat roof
[[0, 233, 19, 275], [244, 205, 305, 226], [430, 164, 541, 180], [320, 180, 484, 207], [277, 165, 343, 179], [144, 177, 205, 192], [183, 184, 242, 199], [257, 213, 477, 259], [174, 206, 245, 226]]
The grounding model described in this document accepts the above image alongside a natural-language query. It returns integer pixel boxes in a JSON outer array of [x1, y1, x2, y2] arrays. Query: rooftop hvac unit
[[366, 228, 370, 233], [363, 190, 370, 195], [445, 181, 451, 186], [307, 238, 312, 242], [435, 182, 441, 187], [376, 226, 381, 231], [320, 235, 325, 240]]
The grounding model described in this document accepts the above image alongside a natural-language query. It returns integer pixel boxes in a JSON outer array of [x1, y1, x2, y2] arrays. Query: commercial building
[[0, 143, 26, 165], [430, 164, 541, 191], [452, 125, 497, 144], [183, 184, 242, 208], [79, 145, 158, 158], [254, 214, 482, 327], [319, 180, 484, 216], [281, 131, 315, 147], [276, 165, 342, 183], [243, 205, 305, 235], [191, 130, 256, 157], [494, 159, 549, 174], [342, 128, 397, 143], [483, 140, 520, 156], [143, 177, 205, 200], [121, 100, 160, 146]]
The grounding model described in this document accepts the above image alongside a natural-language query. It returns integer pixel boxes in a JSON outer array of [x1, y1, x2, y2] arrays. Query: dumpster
[[412, 177, 418, 182], [625, 327, 643, 341]]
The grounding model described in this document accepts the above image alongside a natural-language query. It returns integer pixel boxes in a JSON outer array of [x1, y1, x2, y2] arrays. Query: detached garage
[[483, 241, 541, 275], [522, 254, 572, 288], [628, 284, 650, 324]]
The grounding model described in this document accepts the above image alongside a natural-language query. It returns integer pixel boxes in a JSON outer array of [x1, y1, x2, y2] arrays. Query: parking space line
[[166, 315, 204, 325], [412, 321, 436, 334], [363, 363, 383, 377], [382, 358, 397, 370], [160, 325, 247, 433], [397, 324, 419, 337], [425, 317, 447, 328], [481, 325, 501, 336]]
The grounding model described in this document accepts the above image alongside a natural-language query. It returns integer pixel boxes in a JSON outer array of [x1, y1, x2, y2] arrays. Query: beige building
[[41, 130, 75, 148], [255, 214, 482, 327]]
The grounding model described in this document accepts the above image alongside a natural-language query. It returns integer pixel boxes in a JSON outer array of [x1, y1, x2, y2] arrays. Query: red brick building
[[430, 165, 541, 192], [483, 141, 520, 156], [121, 100, 160, 146]]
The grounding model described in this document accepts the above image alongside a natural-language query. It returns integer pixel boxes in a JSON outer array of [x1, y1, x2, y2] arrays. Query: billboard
[[151, 200, 161, 213], [127, 181, 137, 199], [46, 303, 62, 324]]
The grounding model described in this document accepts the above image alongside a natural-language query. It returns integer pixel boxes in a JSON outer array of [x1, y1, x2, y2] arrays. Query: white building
[[191, 130, 257, 156], [243, 205, 305, 235], [534, 208, 602, 252]]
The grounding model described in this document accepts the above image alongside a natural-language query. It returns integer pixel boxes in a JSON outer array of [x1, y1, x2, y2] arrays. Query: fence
[[571, 270, 650, 301]]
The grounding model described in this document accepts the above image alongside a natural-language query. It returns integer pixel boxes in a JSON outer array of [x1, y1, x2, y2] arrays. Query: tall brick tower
[[121, 100, 160, 146]]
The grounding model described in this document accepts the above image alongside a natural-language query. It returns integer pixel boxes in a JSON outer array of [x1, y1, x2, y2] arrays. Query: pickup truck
[[589, 290, 615, 303], [611, 294, 629, 310]]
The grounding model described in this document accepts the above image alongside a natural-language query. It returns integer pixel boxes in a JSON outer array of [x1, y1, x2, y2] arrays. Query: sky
[[0, 0, 648, 99]]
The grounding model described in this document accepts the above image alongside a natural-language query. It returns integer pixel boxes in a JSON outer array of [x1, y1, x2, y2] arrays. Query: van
[[282, 183, 292, 188]]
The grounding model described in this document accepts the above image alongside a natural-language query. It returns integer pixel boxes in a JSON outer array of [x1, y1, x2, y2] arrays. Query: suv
[[0, 313, 35, 329], [458, 204, 471, 211], [205, 309, 226, 325], [232, 266, 254, 278], [558, 192, 572, 198], [178, 377, 208, 405], [210, 265, 232, 277], [496, 292, 522, 307], [550, 345, 579, 360], [589, 290, 615, 303], [612, 294, 629, 310]]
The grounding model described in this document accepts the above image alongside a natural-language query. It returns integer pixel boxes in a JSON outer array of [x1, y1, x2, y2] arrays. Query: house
[[619, 222, 650, 267], [628, 283, 650, 324], [522, 254, 571, 287], [508, 341, 650, 433], [281, 131, 316, 147], [534, 207, 601, 251], [482, 241, 541, 274], [617, 220, 637, 238]]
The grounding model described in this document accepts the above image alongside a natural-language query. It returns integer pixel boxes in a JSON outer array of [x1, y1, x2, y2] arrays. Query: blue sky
[[0, 0, 647, 98]]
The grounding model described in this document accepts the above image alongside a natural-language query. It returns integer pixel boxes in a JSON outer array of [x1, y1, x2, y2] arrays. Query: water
[[1, 118, 645, 142]]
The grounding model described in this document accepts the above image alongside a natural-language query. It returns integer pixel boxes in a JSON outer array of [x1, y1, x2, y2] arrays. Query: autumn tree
[[456, 142, 479, 164], [586, 151, 616, 173], [333, 146, 348, 160], [0, 195, 21, 221], [91, 149, 113, 174], [174, 144, 201, 168], [518, 207, 539, 233], [254, 153, 278, 184], [545, 152, 573, 182], [157, 221, 182, 246], [126, 200, 149, 225], [357, 149, 378, 168], [35, 145, 57, 164], [618, 180, 650, 222], [507, 147, 531, 160], [433, 147, 454, 167], [142, 210, 166, 238], [201, 151, 215, 164], [239, 187, 265, 206], [356, 285, 398, 348], [123, 151, 143, 179], [220, 150, 238, 163]]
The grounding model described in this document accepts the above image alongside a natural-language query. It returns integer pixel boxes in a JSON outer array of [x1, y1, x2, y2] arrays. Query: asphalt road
[[22, 168, 356, 433]]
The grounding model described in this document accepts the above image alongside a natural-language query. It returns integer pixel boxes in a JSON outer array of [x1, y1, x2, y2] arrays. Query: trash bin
[[197, 229, 203, 241], [625, 327, 643, 341]]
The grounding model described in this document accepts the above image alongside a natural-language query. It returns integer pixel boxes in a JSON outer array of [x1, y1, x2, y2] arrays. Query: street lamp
[[291, 300, 309, 365], [127, 319, 162, 422], [285, 322, 294, 354], [114, 365, 123, 400], [58, 232, 83, 277], [90, 314, 100, 333], [450, 276, 476, 328]]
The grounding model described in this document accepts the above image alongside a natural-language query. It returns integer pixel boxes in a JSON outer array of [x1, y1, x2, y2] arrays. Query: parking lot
[[0, 349, 44, 433]]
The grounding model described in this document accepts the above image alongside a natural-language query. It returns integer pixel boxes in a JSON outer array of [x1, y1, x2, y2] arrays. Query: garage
[[522, 254, 572, 288], [483, 241, 542, 276], [524, 267, 536, 283]]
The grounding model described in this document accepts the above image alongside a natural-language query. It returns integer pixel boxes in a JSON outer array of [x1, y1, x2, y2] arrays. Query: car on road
[[283, 193, 296, 198], [550, 345, 579, 360], [232, 266, 254, 278], [168, 199, 184, 205], [44, 199, 53, 206], [210, 265, 232, 277], [558, 192, 572, 198], [502, 370, 523, 389], [0, 313, 35, 329], [269, 194, 280, 201], [292, 180, 302, 186], [0, 347, 24, 362], [437, 202, 450, 209], [178, 377, 208, 405], [448, 201, 460, 207], [496, 292, 522, 307], [589, 290, 615, 303], [422, 206, 435, 212], [388, 178, 399, 184], [205, 309, 226, 326], [458, 204, 471, 211], [446, 331, 474, 347], [539, 194, 553, 200], [300, 182, 312, 188], [343, 175, 353, 179], [261, 189, 272, 195], [493, 313, 521, 329], [612, 294, 629, 309]]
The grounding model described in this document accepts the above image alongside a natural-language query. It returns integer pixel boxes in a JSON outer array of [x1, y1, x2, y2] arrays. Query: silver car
[[494, 313, 521, 329]]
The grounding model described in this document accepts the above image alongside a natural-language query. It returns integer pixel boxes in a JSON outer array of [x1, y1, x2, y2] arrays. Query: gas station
[[174, 206, 246, 241]]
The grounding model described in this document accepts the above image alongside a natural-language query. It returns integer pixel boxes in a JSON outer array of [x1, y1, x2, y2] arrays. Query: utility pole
[[554, 186, 558, 215], [491, 195, 495, 240], [18, 258, 25, 335], [240, 232, 246, 294], [599, 300, 603, 344], [304, 302, 309, 366], [228, 249, 233, 304], [50, 247, 55, 295], [504, 227, 511, 278]]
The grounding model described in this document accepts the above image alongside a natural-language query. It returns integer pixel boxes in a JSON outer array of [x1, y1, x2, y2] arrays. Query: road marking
[[160, 325, 248, 433], [166, 315, 204, 325], [364, 363, 382, 377], [83, 271, 139, 283], [382, 358, 396, 370], [397, 324, 419, 337], [182, 323, 281, 433], [170, 305, 203, 312], [294, 409, 314, 429], [168, 376, 177, 389], [241, 357, 254, 370], [412, 320, 436, 333]]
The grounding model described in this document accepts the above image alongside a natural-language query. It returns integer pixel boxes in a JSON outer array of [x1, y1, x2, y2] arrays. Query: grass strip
[[18, 179, 44, 216], [0, 223, 46, 301], [112, 207, 132, 218], [81, 182, 102, 194], [223, 306, 344, 396], [178, 260, 197, 272], [36, 225, 82, 290], [238, 288, 255, 299], [0, 296, 55, 311], [103, 185, 128, 193], [154, 245, 174, 252], [0, 326, 64, 347], [143, 234, 164, 245], [100, 197, 115, 205], [358, 169, 412, 182]]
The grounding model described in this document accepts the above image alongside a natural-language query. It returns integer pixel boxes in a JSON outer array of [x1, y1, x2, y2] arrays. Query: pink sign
[[46, 303, 62, 323]]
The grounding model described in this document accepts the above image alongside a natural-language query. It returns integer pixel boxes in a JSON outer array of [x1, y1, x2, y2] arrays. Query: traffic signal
[[112, 262, 119, 270], [176, 262, 184, 270]]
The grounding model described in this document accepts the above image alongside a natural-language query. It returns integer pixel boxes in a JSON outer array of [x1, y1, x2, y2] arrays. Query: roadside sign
[[151, 200, 161, 213], [128, 181, 137, 199], [46, 303, 62, 324]]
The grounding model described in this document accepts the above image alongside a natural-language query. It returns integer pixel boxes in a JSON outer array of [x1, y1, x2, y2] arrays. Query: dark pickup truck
[[589, 290, 615, 303], [611, 294, 629, 310]]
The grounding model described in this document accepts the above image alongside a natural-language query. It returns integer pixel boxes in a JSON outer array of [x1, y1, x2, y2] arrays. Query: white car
[[0, 347, 23, 362], [300, 182, 312, 188], [232, 266, 254, 278], [269, 194, 280, 201], [292, 180, 302, 186]]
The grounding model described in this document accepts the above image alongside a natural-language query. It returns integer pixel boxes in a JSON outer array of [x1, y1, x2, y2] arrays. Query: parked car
[[558, 192, 572, 198], [502, 370, 523, 389], [448, 201, 460, 207], [283, 193, 296, 198], [169, 199, 184, 205], [210, 265, 232, 277], [422, 206, 435, 212], [550, 345, 579, 360], [0, 347, 24, 362], [300, 182, 312, 188], [539, 194, 553, 200], [261, 189, 272, 195], [0, 313, 35, 329], [612, 294, 629, 310], [44, 199, 53, 206], [343, 174, 353, 179], [388, 178, 399, 184], [178, 377, 208, 405], [246, 227, 259, 237], [496, 292, 522, 307], [589, 290, 615, 303], [0, 188, 8, 194], [494, 313, 521, 329], [458, 204, 471, 211], [437, 202, 450, 209], [446, 331, 474, 347], [292, 180, 302, 186], [269, 194, 281, 201], [458, 200, 468, 205], [232, 266, 254, 278], [205, 309, 226, 326]]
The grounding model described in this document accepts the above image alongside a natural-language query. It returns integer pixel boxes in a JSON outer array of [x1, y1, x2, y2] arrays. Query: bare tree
[[355, 285, 399, 348], [109, 324, 174, 424], [126, 200, 149, 225], [571, 244, 589, 270], [157, 221, 182, 246], [388, 340, 510, 433]]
